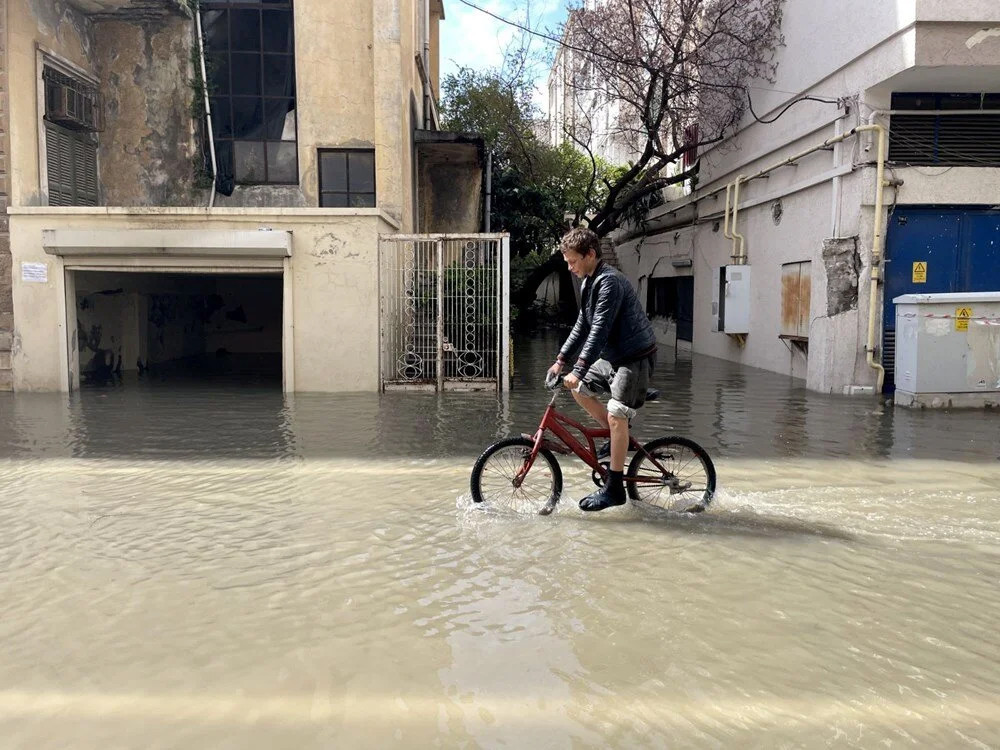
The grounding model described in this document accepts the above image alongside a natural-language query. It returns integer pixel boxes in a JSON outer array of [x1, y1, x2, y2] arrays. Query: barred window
[[889, 92, 1000, 167], [201, 0, 298, 185]]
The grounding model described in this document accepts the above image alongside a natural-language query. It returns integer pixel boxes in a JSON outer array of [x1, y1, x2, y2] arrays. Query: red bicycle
[[471, 376, 716, 515]]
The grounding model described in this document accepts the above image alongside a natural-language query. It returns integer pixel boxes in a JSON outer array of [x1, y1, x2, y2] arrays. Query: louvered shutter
[[46, 124, 74, 206], [73, 137, 99, 206], [45, 123, 99, 206]]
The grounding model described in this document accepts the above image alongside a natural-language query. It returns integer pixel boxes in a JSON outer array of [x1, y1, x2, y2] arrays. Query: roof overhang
[[66, 0, 189, 20], [43, 229, 292, 258]]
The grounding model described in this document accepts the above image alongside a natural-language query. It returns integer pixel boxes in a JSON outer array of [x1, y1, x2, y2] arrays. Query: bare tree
[[560, 0, 784, 237]]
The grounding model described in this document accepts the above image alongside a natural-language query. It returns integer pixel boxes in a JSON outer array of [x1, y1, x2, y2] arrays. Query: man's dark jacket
[[559, 261, 657, 378]]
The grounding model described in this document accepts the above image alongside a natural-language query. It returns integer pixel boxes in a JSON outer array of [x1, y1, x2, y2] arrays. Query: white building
[[546, 2, 636, 167], [616, 0, 1000, 396]]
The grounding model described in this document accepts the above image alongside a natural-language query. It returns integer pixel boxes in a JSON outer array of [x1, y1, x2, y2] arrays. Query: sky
[[439, 0, 570, 113]]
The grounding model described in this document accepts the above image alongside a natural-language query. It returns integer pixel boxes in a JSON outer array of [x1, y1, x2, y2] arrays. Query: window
[[319, 149, 376, 207], [43, 66, 99, 206], [646, 276, 693, 342], [889, 92, 1000, 167], [201, 0, 298, 185]]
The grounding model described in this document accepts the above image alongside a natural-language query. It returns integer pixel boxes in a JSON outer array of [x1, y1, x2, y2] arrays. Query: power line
[[452, 0, 842, 100]]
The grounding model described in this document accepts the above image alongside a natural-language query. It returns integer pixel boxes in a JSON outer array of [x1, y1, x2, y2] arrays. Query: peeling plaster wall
[[1, 0, 14, 384], [94, 17, 197, 205], [7, 0, 96, 207]]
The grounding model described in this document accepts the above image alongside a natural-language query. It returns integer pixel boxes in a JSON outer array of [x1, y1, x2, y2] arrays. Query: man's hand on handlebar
[[562, 373, 580, 391]]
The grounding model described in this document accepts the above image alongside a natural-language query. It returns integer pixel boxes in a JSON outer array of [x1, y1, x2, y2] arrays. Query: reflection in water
[[0, 332, 998, 748]]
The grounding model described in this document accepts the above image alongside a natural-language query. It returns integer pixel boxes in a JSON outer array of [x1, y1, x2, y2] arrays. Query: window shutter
[[73, 137, 99, 206], [46, 124, 74, 206], [45, 123, 99, 206]]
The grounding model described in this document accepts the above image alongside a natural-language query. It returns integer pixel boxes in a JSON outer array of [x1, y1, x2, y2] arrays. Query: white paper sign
[[21, 262, 48, 283]]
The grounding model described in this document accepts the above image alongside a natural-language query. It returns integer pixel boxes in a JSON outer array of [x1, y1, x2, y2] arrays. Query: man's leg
[[579, 357, 650, 512], [571, 389, 609, 428]]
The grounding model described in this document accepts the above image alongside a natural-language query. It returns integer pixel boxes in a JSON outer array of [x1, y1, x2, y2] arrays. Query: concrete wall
[[94, 17, 197, 206], [7, 0, 95, 207], [8, 208, 393, 392], [620, 0, 1000, 394], [1, 0, 13, 389]]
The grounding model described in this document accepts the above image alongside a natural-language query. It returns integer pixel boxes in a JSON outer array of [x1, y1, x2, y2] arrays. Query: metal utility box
[[893, 292, 1000, 408], [711, 265, 751, 334]]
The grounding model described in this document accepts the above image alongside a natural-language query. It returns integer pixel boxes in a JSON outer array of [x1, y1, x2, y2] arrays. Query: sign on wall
[[21, 263, 48, 283]]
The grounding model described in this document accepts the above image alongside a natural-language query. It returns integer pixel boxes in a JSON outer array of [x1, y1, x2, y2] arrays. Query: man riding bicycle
[[546, 227, 658, 512]]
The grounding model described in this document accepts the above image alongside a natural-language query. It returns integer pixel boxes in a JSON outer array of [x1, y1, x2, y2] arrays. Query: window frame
[[318, 148, 377, 208], [201, 0, 299, 186], [40, 61, 100, 207]]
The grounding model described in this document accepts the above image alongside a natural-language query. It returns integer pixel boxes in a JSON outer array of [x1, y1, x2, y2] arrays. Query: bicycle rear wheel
[[471, 437, 563, 515], [626, 437, 716, 512]]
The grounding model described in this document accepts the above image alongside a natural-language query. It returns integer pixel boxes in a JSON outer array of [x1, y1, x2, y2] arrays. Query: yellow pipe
[[717, 123, 889, 390], [722, 182, 734, 242], [731, 175, 746, 264]]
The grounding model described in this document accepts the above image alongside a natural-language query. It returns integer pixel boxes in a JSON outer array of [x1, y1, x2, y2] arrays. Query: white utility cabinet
[[711, 265, 751, 334], [893, 292, 1000, 408]]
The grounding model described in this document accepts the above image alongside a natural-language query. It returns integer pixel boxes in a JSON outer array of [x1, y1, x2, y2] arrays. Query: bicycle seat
[[645, 388, 660, 402]]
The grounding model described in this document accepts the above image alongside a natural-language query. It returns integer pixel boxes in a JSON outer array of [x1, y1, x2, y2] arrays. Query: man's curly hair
[[560, 226, 600, 257]]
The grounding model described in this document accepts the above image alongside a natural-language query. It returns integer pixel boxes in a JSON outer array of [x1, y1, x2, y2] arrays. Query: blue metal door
[[882, 206, 1000, 390]]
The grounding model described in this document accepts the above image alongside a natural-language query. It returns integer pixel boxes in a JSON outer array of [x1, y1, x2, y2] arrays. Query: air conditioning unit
[[44, 72, 102, 132]]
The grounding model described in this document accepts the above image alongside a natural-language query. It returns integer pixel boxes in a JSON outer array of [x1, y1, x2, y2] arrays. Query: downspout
[[195, 8, 218, 208], [484, 150, 492, 233], [423, 0, 432, 129], [861, 123, 888, 393], [730, 175, 746, 264]]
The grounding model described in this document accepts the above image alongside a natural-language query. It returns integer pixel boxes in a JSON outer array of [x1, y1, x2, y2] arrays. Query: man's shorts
[[577, 354, 656, 419]]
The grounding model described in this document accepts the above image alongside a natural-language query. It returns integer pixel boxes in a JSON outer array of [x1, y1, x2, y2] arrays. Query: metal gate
[[379, 234, 510, 391]]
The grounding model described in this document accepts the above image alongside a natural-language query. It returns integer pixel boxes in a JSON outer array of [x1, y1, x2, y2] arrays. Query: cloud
[[440, 0, 567, 113]]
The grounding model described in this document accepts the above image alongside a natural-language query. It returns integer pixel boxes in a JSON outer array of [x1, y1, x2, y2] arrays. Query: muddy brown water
[[1, 333, 998, 748]]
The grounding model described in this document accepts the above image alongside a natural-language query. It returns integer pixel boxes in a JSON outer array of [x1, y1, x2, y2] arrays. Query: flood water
[[1, 333, 998, 748]]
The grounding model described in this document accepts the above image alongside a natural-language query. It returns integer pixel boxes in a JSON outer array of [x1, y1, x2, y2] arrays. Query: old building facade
[[2, 0, 489, 392]]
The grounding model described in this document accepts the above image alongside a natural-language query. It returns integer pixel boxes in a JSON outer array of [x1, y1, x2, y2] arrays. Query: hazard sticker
[[955, 307, 973, 331], [912, 261, 927, 283]]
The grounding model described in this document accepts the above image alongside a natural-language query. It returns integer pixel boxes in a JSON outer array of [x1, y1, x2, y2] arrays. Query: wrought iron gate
[[379, 234, 510, 391]]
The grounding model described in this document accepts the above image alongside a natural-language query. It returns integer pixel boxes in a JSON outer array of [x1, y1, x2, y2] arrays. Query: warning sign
[[912, 261, 927, 283], [955, 307, 973, 331]]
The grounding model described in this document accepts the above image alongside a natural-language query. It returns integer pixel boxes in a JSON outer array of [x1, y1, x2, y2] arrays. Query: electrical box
[[893, 292, 1000, 408], [711, 265, 751, 334]]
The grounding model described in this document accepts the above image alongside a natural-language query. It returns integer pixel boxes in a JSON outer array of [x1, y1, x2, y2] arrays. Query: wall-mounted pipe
[[195, 8, 218, 209], [721, 122, 890, 390], [730, 175, 746, 264]]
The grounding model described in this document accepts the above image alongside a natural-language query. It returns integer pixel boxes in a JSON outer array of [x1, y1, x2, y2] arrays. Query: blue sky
[[440, 0, 569, 112]]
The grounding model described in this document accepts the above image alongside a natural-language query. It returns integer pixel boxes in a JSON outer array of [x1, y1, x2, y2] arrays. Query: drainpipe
[[484, 150, 492, 233], [730, 175, 746, 264], [862, 123, 888, 393], [721, 123, 890, 389], [195, 9, 218, 208], [423, 0, 432, 129]]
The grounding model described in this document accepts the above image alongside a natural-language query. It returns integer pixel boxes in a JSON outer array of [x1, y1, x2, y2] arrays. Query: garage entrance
[[72, 270, 283, 388]]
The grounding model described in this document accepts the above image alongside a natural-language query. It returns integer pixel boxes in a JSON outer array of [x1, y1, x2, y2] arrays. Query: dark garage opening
[[74, 271, 283, 388]]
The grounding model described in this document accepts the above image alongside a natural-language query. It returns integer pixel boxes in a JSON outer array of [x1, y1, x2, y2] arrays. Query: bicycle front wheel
[[627, 437, 716, 512], [471, 437, 563, 514]]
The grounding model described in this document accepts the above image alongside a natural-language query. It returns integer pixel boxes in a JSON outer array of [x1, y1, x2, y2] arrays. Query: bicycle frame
[[514, 388, 672, 489]]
